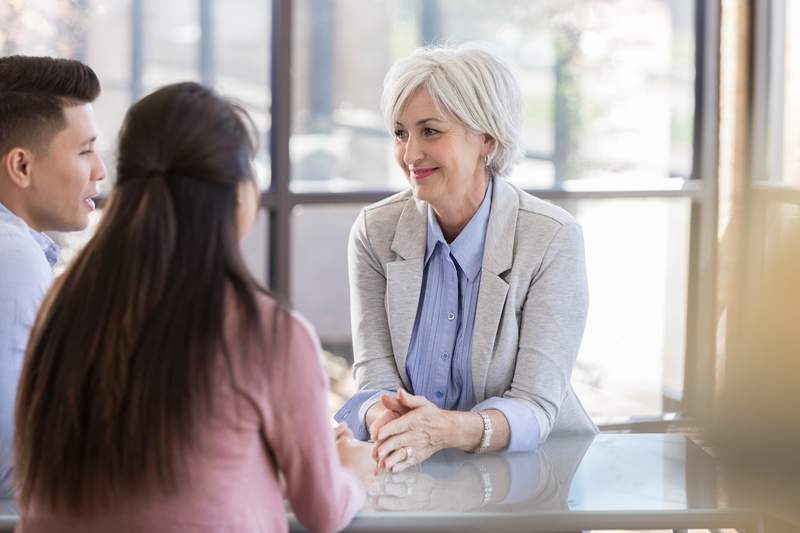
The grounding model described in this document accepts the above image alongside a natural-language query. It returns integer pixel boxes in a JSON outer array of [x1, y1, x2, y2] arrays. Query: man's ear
[[4, 148, 34, 189]]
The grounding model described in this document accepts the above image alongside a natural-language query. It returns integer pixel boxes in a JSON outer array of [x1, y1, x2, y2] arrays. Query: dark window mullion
[[131, 0, 144, 101], [683, 0, 721, 423], [199, 0, 214, 86], [268, 0, 293, 303]]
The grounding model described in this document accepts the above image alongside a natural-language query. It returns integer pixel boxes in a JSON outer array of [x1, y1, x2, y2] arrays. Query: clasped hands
[[366, 389, 468, 473], [335, 389, 483, 481]]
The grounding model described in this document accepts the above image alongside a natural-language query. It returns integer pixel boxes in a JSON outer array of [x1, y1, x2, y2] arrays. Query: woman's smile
[[410, 167, 438, 180]]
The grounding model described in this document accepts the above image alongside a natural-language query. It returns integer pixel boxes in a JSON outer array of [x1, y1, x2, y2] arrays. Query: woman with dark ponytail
[[14, 82, 373, 532]]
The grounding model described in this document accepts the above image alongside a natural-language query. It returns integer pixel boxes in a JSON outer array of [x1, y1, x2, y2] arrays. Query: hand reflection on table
[[366, 434, 594, 513]]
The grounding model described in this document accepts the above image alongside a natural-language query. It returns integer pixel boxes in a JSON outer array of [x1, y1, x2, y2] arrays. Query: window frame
[[122, 0, 722, 427]]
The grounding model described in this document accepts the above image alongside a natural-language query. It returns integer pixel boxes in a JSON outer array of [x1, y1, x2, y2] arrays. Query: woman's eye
[[394, 130, 408, 140], [423, 128, 440, 136]]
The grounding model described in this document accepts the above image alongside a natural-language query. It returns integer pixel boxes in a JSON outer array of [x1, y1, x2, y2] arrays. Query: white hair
[[381, 44, 524, 177]]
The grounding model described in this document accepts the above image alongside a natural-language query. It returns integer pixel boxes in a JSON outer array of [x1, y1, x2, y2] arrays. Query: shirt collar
[[425, 178, 493, 282], [0, 201, 60, 268]]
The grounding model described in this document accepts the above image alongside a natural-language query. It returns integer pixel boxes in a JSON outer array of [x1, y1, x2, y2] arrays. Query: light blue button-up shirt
[[0, 201, 58, 493], [336, 179, 541, 452]]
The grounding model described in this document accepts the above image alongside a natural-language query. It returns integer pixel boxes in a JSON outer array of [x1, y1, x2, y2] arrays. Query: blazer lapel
[[386, 197, 427, 389], [472, 179, 518, 402]]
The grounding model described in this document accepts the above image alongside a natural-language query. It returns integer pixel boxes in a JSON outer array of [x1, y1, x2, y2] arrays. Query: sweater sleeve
[[263, 311, 365, 533]]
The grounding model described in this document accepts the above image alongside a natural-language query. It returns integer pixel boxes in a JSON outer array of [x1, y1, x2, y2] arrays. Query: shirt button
[[441, 352, 449, 360], [435, 391, 444, 399], [447, 312, 456, 321]]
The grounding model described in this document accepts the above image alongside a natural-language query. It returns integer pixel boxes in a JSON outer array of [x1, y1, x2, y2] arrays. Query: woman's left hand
[[373, 389, 454, 473]]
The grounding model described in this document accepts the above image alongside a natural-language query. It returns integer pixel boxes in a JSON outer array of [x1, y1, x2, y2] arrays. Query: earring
[[484, 154, 489, 167]]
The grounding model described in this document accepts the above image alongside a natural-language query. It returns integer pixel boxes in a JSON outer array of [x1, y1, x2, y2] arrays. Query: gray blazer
[[348, 178, 597, 440]]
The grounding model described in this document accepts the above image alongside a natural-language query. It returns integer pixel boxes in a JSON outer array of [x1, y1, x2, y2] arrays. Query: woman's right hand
[[336, 435, 377, 488], [366, 392, 411, 443]]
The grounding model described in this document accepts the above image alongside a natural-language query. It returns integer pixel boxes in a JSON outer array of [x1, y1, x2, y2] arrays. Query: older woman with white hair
[[335, 44, 596, 473]]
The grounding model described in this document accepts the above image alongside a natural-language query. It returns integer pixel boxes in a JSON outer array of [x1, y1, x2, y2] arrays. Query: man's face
[[26, 103, 106, 232]]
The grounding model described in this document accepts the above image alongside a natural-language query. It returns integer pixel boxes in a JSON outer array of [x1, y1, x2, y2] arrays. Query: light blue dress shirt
[[0, 201, 58, 494], [336, 179, 541, 452]]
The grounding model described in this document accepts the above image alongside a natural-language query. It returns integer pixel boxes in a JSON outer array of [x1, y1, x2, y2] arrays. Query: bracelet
[[476, 463, 493, 506], [476, 411, 493, 453]]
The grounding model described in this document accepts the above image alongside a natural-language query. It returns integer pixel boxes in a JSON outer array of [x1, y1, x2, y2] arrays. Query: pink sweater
[[18, 294, 365, 533]]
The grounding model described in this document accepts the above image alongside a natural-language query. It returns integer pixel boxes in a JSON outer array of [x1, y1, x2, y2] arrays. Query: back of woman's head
[[117, 81, 254, 196], [14, 82, 267, 512]]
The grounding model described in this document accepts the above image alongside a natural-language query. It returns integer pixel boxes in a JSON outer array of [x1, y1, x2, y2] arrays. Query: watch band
[[476, 411, 493, 453]]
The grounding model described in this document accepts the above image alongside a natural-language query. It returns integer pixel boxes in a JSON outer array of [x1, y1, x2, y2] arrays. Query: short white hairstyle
[[381, 44, 524, 177]]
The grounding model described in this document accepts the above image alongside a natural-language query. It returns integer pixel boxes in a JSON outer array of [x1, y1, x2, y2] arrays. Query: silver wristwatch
[[476, 411, 493, 453]]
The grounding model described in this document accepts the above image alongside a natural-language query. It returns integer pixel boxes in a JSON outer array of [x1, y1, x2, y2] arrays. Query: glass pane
[[290, 0, 696, 192], [241, 208, 269, 287], [291, 197, 690, 421], [291, 0, 414, 192], [94, 89, 132, 191], [291, 205, 361, 417], [779, 0, 800, 185], [291, 204, 361, 353], [0, 2, 87, 56], [214, 0, 272, 189], [556, 197, 691, 418], [763, 0, 800, 185], [84, 1, 134, 189], [437, 0, 696, 184], [143, 0, 200, 89], [2, 0, 271, 268], [85, 0, 132, 85]]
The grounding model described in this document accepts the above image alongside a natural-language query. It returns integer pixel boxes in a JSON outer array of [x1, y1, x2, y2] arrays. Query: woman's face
[[235, 178, 258, 241], [393, 88, 491, 208]]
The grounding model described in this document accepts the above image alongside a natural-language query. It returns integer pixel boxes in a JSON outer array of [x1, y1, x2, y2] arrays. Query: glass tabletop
[[2, 434, 794, 532], [357, 433, 718, 514]]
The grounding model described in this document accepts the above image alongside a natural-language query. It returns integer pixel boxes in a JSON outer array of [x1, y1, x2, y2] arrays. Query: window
[[291, 0, 697, 192], [289, 0, 703, 419], [3, 0, 716, 422], [768, 0, 799, 185]]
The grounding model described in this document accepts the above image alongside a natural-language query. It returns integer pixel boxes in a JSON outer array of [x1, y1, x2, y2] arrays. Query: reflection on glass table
[[365, 434, 591, 513], [3, 435, 797, 532], [285, 434, 797, 532]]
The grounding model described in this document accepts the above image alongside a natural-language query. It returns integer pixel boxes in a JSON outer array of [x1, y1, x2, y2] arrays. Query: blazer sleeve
[[347, 209, 402, 391], [502, 220, 589, 443]]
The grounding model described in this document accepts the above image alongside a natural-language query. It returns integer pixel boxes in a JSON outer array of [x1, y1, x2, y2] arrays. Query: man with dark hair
[[0, 55, 106, 491]]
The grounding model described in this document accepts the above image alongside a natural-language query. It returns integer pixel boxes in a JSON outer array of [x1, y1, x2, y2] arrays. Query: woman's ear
[[482, 134, 496, 156]]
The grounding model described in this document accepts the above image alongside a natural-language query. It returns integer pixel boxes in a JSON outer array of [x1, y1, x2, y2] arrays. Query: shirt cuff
[[502, 452, 547, 504], [472, 397, 541, 453], [334, 389, 394, 441]]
